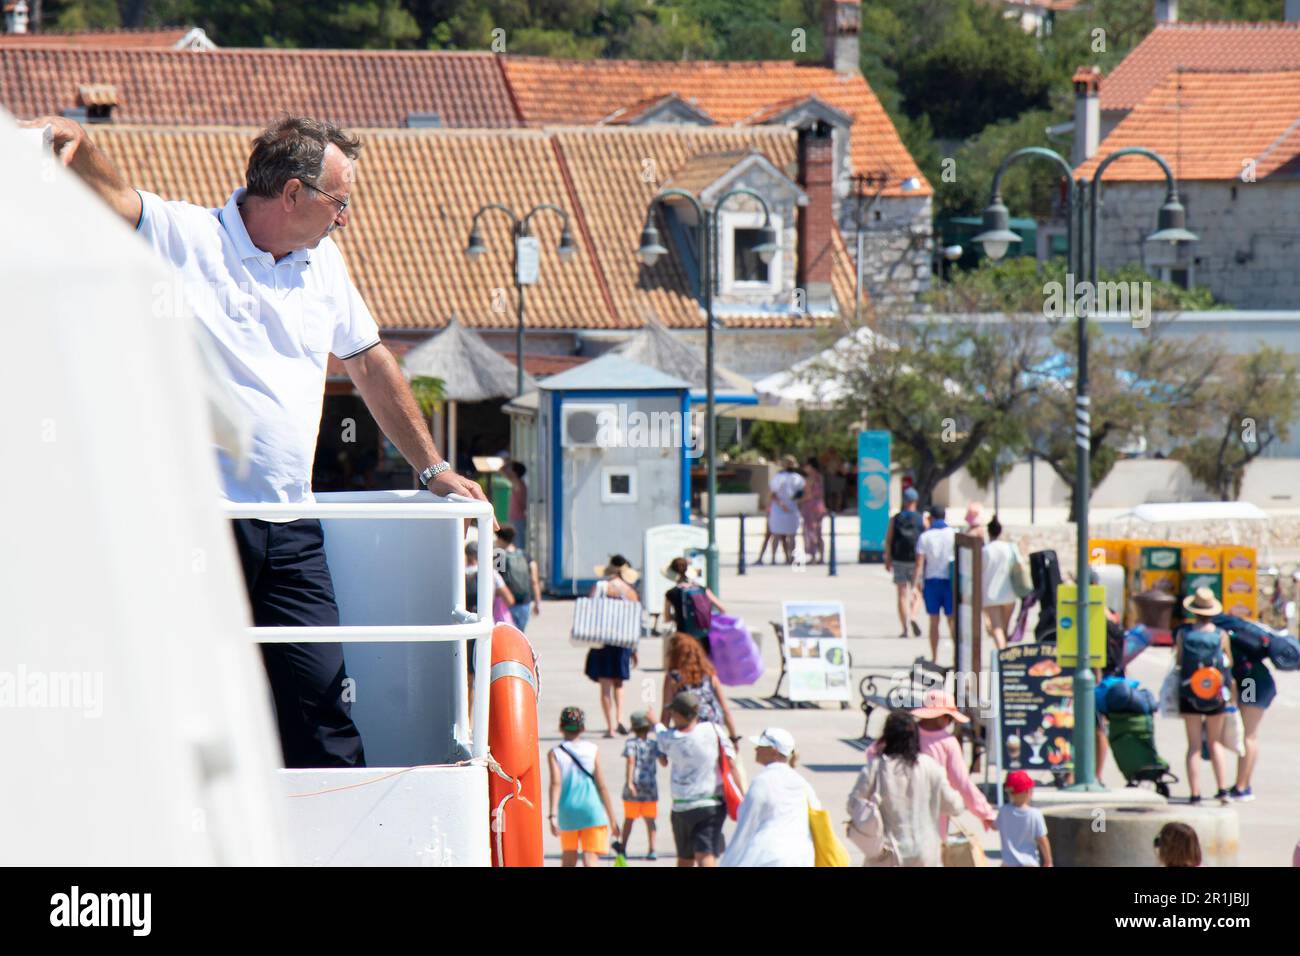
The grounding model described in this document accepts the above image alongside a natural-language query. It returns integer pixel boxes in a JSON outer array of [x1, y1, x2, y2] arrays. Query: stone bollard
[[1043, 803, 1239, 867]]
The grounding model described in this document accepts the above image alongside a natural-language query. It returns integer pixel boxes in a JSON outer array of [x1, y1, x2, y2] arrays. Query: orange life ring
[[488, 622, 542, 866]]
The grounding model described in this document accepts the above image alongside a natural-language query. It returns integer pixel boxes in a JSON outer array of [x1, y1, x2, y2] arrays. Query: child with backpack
[[662, 556, 725, 656], [493, 527, 539, 633], [547, 706, 620, 867]]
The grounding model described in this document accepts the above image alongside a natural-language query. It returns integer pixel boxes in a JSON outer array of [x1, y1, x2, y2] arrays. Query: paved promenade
[[531, 518, 1299, 866]]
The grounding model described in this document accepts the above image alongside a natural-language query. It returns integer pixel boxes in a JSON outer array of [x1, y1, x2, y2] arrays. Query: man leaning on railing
[[24, 112, 491, 768]]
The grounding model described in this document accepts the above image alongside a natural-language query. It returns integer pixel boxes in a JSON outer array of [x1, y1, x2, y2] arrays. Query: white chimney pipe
[[6, 0, 31, 34], [1072, 67, 1102, 166], [1155, 0, 1178, 24]]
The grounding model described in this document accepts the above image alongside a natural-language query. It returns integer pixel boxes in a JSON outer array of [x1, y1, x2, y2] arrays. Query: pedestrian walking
[[800, 456, 827, 564], [584, 557, 641, 737], [868, 690, 996, 838], [493, 526, 540, 633], [662, 633, 740, 745], [662, 557, 725, 655], [1177, 588, 1233, 804], [1154, 822, 1202, 868], [996, 771, 1052, 867], [914, 505, 957, 662], [981, 516, 1023, 651], [1230, 625, 1278, 802], [506, 460, 528, 548], [620, 711, 663, 860], [847, 711, 963, 867], [548, 706, 620, 867], [757, 455, 804, 565], [964, 501, 988, 541], [884, 487, 925, 640], [721, 728, 819, 867], [655, 692, 738, 867]]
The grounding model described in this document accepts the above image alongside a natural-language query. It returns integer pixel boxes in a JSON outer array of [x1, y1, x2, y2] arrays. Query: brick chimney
[[823, 0, 861, 75], [798, 121, 836, 313], [1155, 0, 1178, 23], [1072, 66, 1101, 166]]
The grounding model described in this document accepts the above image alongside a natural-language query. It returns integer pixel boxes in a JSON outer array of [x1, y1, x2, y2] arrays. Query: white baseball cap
[[749, 727, 796, 757]]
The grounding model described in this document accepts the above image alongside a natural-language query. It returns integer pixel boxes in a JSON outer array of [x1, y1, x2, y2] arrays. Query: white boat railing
[[223, 491, 495, 760]]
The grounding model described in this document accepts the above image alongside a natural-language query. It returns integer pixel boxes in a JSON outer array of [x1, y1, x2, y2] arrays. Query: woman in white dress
[[721, 728, 818, 867], [981, 515, 1022, 650], [762, 455, 805, 565]]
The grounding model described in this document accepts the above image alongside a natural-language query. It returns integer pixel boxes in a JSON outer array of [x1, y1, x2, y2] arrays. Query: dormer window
[[733, 228, 771, 284], [720, 210, 782, 294]]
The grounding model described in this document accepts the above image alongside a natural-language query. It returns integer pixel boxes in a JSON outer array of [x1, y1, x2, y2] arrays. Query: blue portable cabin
[[519, 353, 692, 596]]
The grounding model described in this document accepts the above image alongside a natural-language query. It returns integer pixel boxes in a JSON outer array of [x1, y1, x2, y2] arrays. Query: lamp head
[[558, 226, 577, 263], [465, 228, 486, 260], [1147, 195, 1198, 245], [755, 224, 779, 265], [973, 197, 1021, 262], [637, 222, 668, 267]]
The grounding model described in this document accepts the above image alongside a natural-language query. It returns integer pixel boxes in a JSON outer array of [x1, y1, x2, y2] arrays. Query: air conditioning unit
[[561, 403, 620, 449]]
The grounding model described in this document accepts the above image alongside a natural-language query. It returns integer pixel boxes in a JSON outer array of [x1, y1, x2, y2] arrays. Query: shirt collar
[[220, 188, 313, 266]]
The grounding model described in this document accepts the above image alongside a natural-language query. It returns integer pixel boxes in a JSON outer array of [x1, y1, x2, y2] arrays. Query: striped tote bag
[[570, 595, 642, 649]]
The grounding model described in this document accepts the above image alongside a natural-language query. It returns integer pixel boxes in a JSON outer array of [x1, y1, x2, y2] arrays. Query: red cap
[[1006, 771, 1035, 794]]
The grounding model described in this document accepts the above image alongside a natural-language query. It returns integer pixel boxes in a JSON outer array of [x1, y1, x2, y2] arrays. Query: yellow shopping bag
[[809, 804, 850, 867]]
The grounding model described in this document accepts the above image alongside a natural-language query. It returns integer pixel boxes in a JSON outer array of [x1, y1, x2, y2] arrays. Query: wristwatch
[[418, 461, 451, 488]]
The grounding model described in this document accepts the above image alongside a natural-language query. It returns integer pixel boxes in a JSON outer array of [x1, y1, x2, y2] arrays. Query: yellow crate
[[1180, 546, 1221, 574], [1219, 546, 1257, 572], [1088, 539, 1127, 565], [1222, 590, 1258, 620]]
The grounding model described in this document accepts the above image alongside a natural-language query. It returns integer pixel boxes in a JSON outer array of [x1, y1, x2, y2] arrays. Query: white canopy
[[1118, 502, 1269, 523]]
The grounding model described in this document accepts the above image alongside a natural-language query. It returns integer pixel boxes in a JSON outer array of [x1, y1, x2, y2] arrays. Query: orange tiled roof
[[0, 28, 193, 49], [501, 56, 930, 198], [0, 48, 519, 127], [1101, 22, 1300, 113], [92, 124, 852, 332], [1076, 70, 1300, 182]]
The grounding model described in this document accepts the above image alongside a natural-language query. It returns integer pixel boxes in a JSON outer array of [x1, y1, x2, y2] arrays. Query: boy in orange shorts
[[548, 706, 619, 866], [620, 710, 663, 860]]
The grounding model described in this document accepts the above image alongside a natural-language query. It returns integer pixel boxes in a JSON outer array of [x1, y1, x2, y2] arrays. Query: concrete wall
[[840, 193, 933, 307], [934, 456, 1300, 512], [1095, 180, 1300, 309]]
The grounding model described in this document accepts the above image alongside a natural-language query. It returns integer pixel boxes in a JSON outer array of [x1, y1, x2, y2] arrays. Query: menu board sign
[[996, 644, 1074, 773], [780, 601, 851, 702]]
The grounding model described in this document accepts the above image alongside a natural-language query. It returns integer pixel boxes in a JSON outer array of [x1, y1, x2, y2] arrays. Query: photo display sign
[[996, 643, 1074, 773], [780, 601, 851, 702]]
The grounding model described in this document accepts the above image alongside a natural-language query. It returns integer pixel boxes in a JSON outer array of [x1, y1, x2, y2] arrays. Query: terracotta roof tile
[[0, 28, 194, 49], [1102, 22, 1300, 113], [92, 125, 848, 333], [502, 56, 930, 197], [1077, 70, 1300, 182], [0, 48, 519, 127]]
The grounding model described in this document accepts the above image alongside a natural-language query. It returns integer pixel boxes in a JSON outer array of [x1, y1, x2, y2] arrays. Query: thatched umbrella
[[401, 316, 536, 467]]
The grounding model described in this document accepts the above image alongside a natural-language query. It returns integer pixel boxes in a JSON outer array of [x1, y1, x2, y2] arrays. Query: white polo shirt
[[136, 188, 381, 503], [916, 524, 956, 580]]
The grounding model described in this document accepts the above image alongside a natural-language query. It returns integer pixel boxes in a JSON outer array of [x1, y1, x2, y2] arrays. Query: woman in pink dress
[[800, 456, 828, 564]]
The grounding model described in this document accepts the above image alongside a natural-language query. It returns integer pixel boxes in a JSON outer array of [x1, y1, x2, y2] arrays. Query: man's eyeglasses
[[304, 181, 349, 215]]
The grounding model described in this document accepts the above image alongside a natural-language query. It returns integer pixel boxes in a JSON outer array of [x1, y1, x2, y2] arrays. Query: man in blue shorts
[[914, 505, 956, 663]]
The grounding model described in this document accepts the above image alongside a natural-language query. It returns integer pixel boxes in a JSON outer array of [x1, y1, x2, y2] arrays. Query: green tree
[[798, 314, 1048, 504], [1021, 319, 1221, 520], [937, 109, 1066, 219], [1172, 346, 1300, 500]]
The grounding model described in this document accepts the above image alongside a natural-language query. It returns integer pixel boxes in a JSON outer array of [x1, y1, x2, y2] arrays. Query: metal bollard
[[828, 511, 838, 577], [738, 513, 747, 575]]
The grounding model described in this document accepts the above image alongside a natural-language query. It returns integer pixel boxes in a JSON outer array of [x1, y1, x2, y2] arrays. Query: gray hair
[[245, 115, 361, 199]]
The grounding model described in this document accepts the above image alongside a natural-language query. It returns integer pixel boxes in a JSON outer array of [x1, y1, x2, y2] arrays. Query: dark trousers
[[231, 518, 365, 769]]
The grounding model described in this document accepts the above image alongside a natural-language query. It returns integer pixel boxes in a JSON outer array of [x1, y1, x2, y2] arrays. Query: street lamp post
[[636, 189, 778, 597], [466, 203, 576, 397], [975, 146, 1195, 790]]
